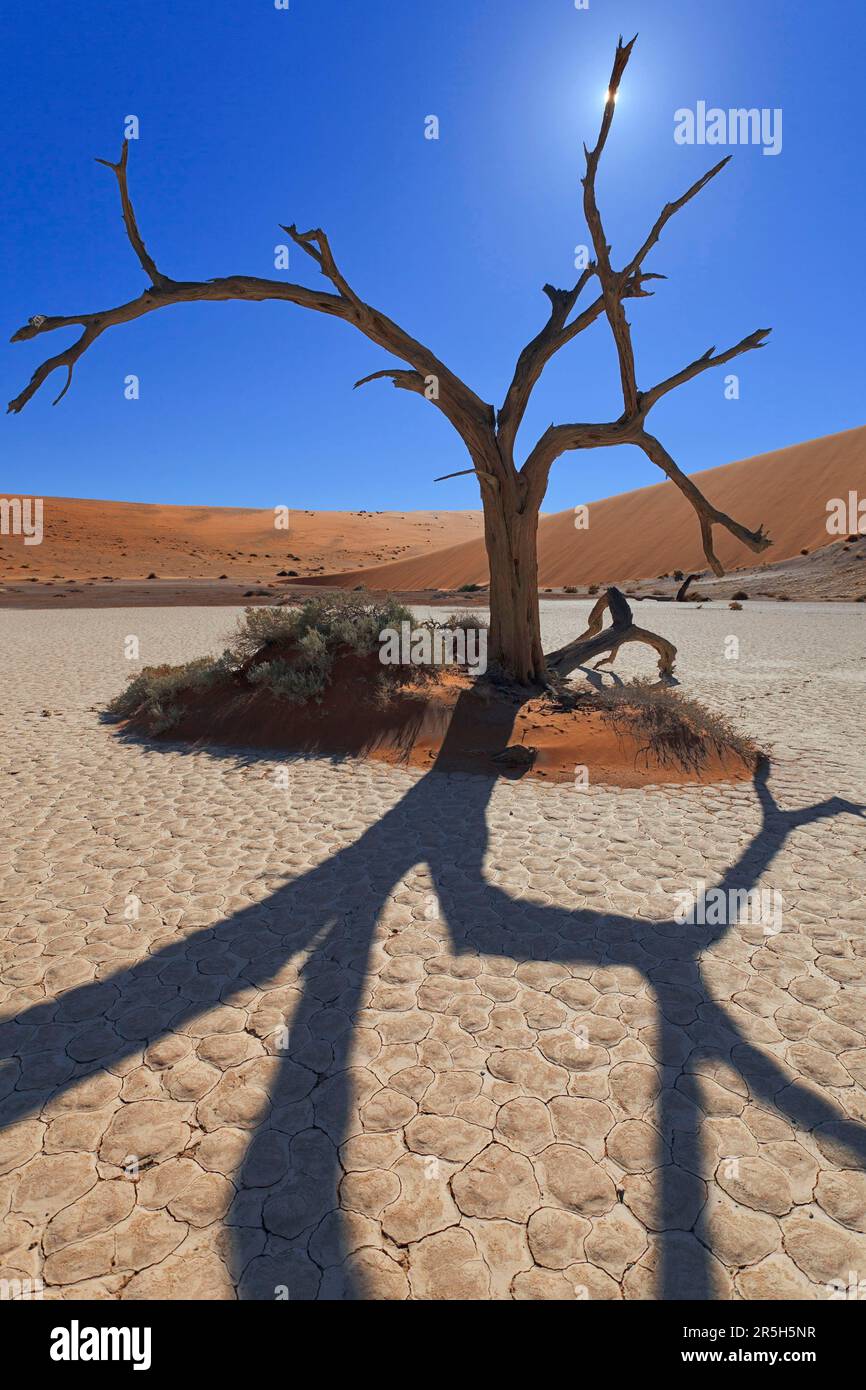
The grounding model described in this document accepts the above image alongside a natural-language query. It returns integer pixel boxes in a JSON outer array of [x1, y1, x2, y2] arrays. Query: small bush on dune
[[106, 593, 422, 727], [594, 678, 757, 773], [105, 657, 230, 731], [247, 628, 333, 703], [227, 593, 413, 662]]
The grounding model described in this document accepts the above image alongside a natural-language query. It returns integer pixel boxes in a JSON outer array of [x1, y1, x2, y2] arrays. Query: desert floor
[[1, 601, 864, 1300]]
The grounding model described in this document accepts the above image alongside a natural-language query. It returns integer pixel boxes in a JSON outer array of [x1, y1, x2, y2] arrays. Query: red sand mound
[[300, 426, 866, 591], [116, 655, 755, 789]]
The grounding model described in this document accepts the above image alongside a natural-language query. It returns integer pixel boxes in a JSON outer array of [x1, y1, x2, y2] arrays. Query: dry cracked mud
[[0, 601, 864, 1300]]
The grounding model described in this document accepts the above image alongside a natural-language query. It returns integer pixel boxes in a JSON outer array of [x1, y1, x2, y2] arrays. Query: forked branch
[[94, 142, 169, 288], [546, 587, 677, 679]]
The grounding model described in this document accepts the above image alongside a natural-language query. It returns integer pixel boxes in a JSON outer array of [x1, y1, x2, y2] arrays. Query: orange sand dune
[[303, 426, 866, 590], [0, 498, 483, 581]]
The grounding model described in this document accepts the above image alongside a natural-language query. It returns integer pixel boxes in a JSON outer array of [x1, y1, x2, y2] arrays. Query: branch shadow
[[1, 696, 863, 1299]]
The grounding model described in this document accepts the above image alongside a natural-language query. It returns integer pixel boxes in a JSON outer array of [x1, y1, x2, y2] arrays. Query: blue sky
[[2, 0, 863, 513]]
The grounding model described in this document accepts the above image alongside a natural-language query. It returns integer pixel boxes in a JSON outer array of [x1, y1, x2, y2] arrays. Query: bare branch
[[353, 367, 427, 396], [280, 224, 362, 306], [640, 327, 771, 412], [581, 34, 641, 415], [636, 429, 771, 575], [8, 146, 495, 458], [94, 141, 168, 287], [433, 466, 498, 488], [623, 156, 731, 282], [8, 325, 103, 413], [546, 586, 677, 679], [497, 268, 601, 454]]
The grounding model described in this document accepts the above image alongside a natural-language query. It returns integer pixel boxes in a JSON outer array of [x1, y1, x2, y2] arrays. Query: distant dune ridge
[[3, 427, 863, 591], [303, 426, 866, 590], [0, 501, 483, 581]]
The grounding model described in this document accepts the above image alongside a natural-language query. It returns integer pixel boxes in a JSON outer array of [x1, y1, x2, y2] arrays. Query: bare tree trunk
[[482, 490, 545, 685]]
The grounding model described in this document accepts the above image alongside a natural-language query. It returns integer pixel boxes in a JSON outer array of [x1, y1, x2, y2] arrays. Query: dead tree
[[8, 35, 771, 683]]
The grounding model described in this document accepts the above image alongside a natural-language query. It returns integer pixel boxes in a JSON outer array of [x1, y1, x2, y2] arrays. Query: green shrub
[[105, 593, 420, 727], [226, 592, 413, 663], [246, 627, 333, 702], [105, 657, 230, 731]]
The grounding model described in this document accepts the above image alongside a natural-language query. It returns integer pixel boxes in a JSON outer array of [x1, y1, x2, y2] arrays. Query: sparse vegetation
[[594, 679, 758, 774], [105, 657, 230, 732], [732, 590, 749, 601], [729, 601, 743, 611], [103, 593, 495, 730], [457, 582, 484, 593], [226, 593, 412, 663]]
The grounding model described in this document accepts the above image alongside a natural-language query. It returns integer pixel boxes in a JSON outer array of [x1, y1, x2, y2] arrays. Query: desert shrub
[[105, 657, 230, 731], [777, 594, 790, 601], [732, 590, 749, 601], [672, 569, 684, 581], [225, 605, 303, 659], [588, 583, 599, 595], [227, 593, 413, 663], [800, 548, 809, 556], [564, 585, 578, 593], [247, 629, 333, 703], [106, 593, 419, 728], [595, 679, 757, 773], [729, 601, 743, 611], [457, 582, 484, 593], [428, 609, 488, 631]]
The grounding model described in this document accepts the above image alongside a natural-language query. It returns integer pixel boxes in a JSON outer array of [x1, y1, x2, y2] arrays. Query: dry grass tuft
[[592, 678, 758, 773]]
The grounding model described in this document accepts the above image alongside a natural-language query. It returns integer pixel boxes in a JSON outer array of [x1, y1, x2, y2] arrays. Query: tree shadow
[[1, 693, 863, 1299]]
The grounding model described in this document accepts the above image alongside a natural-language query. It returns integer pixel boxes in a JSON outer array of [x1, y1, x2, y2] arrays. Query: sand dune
[[0, 498, 483, 582], [4, 427, 862, 597], [302, 426, 866, 590]]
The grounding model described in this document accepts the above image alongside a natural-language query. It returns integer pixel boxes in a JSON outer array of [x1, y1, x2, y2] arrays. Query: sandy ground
[[1, 602, 865, 1300], [0, 499, 483, 586]]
